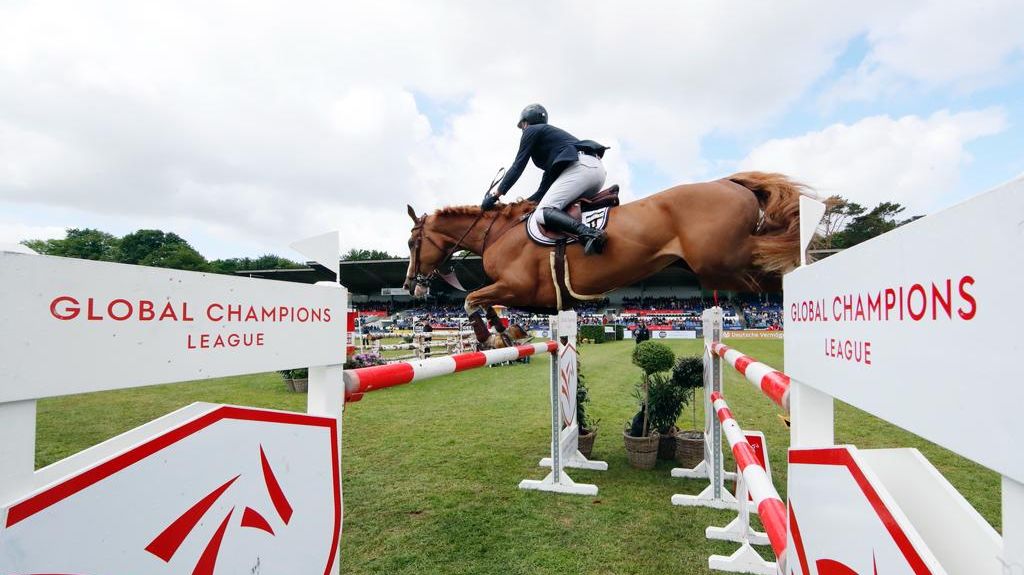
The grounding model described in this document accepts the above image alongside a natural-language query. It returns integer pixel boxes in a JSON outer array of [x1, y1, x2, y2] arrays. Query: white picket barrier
[[370, 328, 478, 361], [0, 241, 348, 574]]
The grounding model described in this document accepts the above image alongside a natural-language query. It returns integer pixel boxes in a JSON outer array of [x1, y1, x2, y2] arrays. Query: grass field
[[36, 339, 1001, 574]]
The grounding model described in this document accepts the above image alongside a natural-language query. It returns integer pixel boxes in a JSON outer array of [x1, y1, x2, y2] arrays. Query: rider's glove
[[481, 191, 500, 211]]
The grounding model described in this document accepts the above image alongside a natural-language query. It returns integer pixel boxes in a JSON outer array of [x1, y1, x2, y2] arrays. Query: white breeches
[[534, 152, 607, 224]]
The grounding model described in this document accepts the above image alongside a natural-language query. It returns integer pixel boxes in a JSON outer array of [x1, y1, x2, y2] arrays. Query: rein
[[407, 168, 507, 291]]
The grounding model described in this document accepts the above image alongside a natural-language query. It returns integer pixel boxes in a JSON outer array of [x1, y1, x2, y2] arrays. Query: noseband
[[406, 215, 442, 290], [407, 211, 499, 292]]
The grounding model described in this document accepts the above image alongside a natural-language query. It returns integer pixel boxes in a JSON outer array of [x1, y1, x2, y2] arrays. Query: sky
[[1, 0, 1022, 261]]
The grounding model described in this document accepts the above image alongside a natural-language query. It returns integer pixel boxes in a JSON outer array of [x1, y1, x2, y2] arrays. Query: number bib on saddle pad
[[526, 206, 612, 246]]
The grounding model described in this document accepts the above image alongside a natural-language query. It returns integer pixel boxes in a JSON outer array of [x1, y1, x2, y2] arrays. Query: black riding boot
[[542, 208, 607, 255]]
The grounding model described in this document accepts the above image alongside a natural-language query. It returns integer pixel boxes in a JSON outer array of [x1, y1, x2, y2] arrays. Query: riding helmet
[[518, 104, 548, 126]]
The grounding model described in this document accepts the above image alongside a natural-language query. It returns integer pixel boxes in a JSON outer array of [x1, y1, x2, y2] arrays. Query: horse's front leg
[[465, 282, 520, 346], [482, 305, 514, 346], [464, 299, 491, 345]]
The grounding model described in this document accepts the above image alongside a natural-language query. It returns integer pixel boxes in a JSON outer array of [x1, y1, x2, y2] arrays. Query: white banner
[[652, 330, 697, 340], [0, 253, 347, 403], [784, 176, 1024, 483]]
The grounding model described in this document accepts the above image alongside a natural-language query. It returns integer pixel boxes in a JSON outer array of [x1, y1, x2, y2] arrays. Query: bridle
[[406, 168, 505, 293]]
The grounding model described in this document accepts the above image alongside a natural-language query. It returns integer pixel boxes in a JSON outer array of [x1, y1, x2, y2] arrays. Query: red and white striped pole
[[343, 342, 557, 402], [710, 391, 787, 561], [709, 342, 790, 413]]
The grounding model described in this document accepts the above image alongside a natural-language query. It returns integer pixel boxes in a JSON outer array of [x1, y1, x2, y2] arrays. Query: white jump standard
[[522, 311, 608, 496], [707, 391, 785, 575], [671, 307, 739, 510], [343, 310, 607, 496]]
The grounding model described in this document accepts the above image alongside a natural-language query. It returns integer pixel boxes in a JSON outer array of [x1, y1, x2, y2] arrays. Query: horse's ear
[[407, 205, 418, 222]]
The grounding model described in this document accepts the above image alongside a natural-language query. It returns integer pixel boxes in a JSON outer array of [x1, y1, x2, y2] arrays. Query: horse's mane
[[433, 199, 536, 219]]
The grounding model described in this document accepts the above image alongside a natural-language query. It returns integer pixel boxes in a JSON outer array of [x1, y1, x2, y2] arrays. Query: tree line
[[21, 228, 400, 274], [815, 197, 921, 250], [20, 195, 914, 274]]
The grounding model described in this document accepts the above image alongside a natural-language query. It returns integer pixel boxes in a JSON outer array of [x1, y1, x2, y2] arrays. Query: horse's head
[[404, 205, 466, 297]]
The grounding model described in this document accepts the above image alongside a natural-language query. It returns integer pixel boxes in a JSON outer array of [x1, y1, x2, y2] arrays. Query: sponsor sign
[[0, 253, 347, 403], [784, 177, 1024, 483], [380, 287, 410, 296], [723, 330, 784, 339], [653, 330, 697, 340]]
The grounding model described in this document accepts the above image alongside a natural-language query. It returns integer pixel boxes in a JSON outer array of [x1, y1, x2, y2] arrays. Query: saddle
[[526, 185, 620, 245]]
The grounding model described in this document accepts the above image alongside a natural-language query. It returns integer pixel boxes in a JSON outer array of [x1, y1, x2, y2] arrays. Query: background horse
[[405, 171, 814, 317]]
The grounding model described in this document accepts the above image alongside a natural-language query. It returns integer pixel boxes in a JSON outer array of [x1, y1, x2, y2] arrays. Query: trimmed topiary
[[631, 341, 675, 375]]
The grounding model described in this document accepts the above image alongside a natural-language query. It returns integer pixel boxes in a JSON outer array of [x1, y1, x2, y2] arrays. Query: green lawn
[[36, 339, 1000, 574]]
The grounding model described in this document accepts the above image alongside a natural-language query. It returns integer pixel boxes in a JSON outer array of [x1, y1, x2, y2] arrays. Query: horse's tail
[[728, 171, 811, 276]]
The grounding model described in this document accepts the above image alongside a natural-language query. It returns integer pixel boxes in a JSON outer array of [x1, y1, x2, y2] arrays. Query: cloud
[[0, 1, 1020, 259], [822, 0, 1024, 105], [0, 222, 66, 245], [739, 108, 1007, 212]]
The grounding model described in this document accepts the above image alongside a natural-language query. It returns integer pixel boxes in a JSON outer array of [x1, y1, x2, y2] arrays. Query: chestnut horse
[[404, 172, 813, 316]]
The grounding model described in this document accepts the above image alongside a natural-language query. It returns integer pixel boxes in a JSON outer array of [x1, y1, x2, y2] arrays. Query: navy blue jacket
[[498, 124, 582, 200]]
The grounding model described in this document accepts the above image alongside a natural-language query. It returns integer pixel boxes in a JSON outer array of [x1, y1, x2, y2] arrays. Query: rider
[[481, 104, 610, 255]]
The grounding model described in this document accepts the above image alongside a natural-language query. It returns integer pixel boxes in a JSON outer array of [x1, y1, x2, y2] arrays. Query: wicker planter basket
[[623, 431, 660, 469], [291, 378, 309, 393], [578, 428, 597, 459], [657, 427, 678, 460], [674, 430, 704, 468]]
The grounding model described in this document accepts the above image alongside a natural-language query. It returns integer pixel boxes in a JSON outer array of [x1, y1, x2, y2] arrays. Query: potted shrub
[[624, 341, 674, 469], [576, 369, 600, 458], [278, 369, 296, 392], [671, 355, 706, 467], [292, 368, 309, 393], [278, 368, 308, 393], [648, 372, 687, 460]]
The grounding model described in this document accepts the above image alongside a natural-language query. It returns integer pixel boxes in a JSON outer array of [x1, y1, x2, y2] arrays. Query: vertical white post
[[308, 362, 344, 569], [520, 311, 602, 496], [789, 196, 834, 449], [308, 364, 345, 421], [1003, 477, 1024, 574], [539, 312, 607, 473], [0, 400, 37, 506], [309, 281, 346, 569], [788, 382, 834, 448], [550, 317, 562, 479], [672, 307, 738, 509]]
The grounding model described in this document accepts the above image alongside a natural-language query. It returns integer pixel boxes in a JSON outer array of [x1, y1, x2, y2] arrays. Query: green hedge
[[579, 325, 605, 342], [579, 324, 624, 342]]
